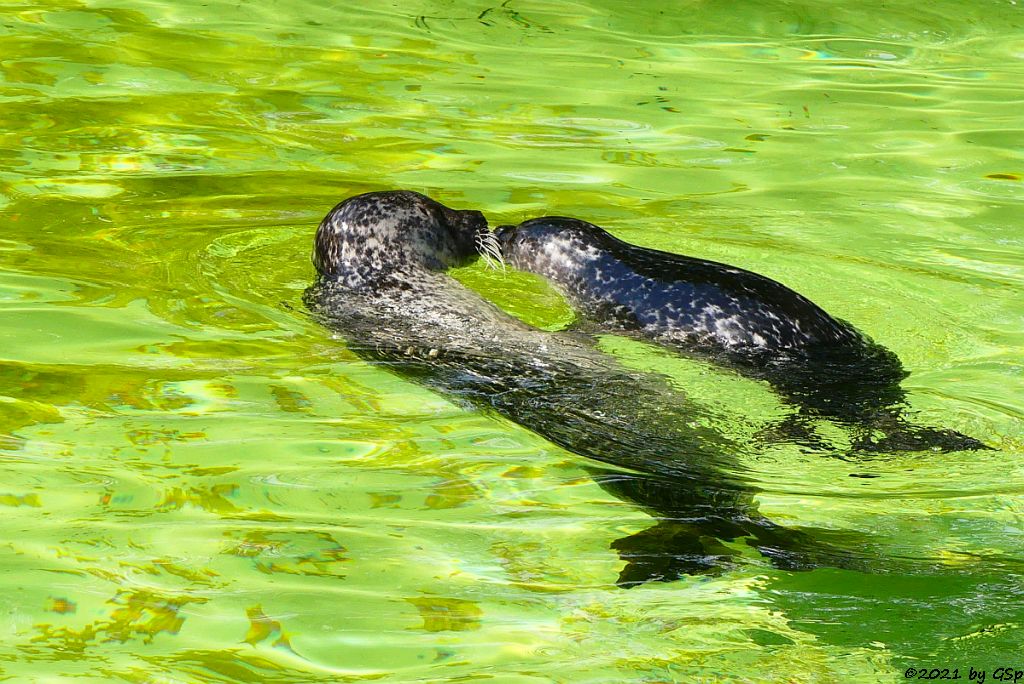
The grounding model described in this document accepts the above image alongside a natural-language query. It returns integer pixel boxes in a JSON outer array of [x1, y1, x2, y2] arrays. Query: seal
[[494, 216, 987, 452], [304, 191, 870, 585]]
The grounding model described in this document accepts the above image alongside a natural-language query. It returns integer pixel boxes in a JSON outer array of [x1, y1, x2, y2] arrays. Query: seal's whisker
[[475, 231, 506, 272], [479, 249, 498, 270], [473, 233, 491, 269], [487, 244, 507, 272]]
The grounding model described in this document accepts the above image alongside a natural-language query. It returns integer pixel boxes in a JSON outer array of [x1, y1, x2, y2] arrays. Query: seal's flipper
[[850, 424, 991, 453], [609, 515, 875, 587], [611, 520, 739, 587], [593, 469, 877, 585], [742, 524, 874, 573], [554, 316, 600, 337], [754, 414, 833, 452]]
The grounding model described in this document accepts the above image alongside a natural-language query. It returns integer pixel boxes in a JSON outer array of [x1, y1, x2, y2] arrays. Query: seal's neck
[[318, 261, 438, 293], [306, 268, 536, 361]]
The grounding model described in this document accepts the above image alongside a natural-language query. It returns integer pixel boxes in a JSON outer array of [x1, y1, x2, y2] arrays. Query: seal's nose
[[462, 209, 488, 236]]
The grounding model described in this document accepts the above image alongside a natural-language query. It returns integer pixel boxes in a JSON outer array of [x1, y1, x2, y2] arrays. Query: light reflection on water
[[0, 0, 1023, 680]]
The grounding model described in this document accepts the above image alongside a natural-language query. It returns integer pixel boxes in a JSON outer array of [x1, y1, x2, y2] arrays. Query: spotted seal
[[303, 191, 871, 585], [494, 216, 987, 452]]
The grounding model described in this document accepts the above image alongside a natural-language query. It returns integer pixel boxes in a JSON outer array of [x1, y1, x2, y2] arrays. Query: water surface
[[1, 0, 1023, 681]]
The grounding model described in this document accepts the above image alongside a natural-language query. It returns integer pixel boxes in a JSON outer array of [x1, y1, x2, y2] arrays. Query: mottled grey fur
[[495, 217, 861, 352], [495, 216, 987, 452], [313, 190, 487, 288]]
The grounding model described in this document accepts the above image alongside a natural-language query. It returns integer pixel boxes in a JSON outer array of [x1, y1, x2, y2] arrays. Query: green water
[[2, 0, 1023, 680]]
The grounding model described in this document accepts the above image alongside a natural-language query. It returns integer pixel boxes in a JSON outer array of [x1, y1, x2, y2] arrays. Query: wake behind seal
[[494, 216, 988, 452]]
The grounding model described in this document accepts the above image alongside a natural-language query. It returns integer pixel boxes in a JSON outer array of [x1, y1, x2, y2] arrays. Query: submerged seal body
[[304, 191, 870, 585], [495, 216, 985, 452]]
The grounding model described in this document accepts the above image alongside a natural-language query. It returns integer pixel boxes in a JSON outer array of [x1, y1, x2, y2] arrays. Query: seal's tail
[[755, 412, 991, 454]]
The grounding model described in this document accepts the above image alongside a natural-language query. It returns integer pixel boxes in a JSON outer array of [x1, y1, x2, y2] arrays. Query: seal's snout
[[465, 209, 487, 232], [494, 225, 515, 255], [453, 209, 487, 241]]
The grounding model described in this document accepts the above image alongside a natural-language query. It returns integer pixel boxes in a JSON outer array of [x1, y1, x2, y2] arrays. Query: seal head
[[314, 190, 487, 287]]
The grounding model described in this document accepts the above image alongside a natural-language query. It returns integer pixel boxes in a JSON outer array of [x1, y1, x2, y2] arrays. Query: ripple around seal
[[503, 170, 610, 185]]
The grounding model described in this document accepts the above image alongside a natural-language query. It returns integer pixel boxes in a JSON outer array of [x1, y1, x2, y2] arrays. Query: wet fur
[[495, 217, 987, 452]]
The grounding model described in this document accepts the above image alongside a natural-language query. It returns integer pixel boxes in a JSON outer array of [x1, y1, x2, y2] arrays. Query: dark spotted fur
[[495, 217, 987, 452], [313, 190, 487, 286]]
